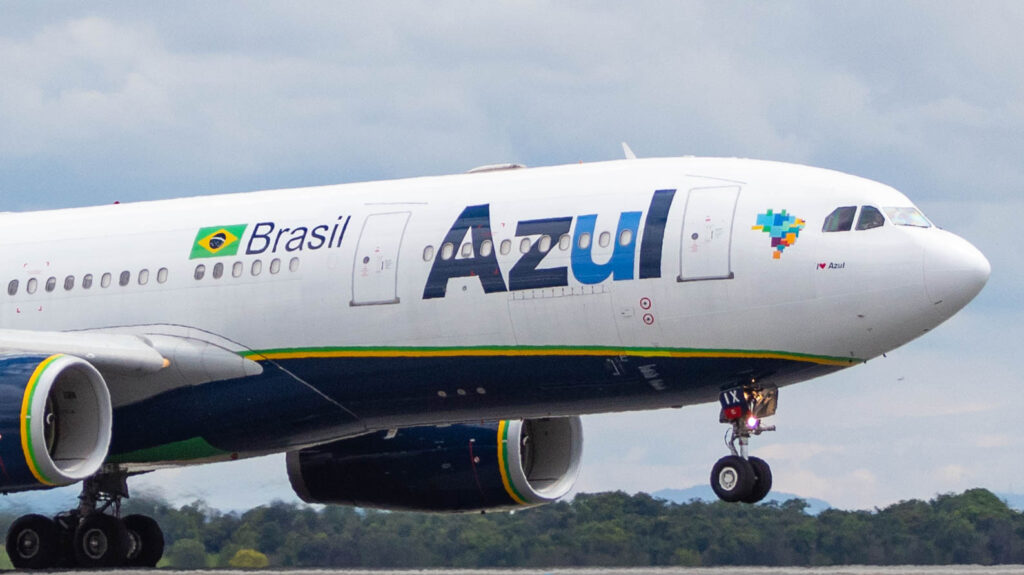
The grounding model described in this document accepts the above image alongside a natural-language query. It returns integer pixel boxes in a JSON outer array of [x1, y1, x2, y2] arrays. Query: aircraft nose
[[923, 230, 990, 313]]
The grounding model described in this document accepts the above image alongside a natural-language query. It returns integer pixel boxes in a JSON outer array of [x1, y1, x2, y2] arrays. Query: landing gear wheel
[[710, 455, 755, 502], [741, 456, 773, 504], [6, 514, 60, 570], [124, 514, 165, 567], [73, 514, 129, 568]]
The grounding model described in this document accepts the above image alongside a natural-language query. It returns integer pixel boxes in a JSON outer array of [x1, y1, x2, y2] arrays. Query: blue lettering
[[246, 222, 274, 255], [423, 205, 507, 299], [571, 212, 642, 284]]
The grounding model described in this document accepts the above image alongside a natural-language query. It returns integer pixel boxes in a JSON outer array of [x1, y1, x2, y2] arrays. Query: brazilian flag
[[190, 224, 248, 259]]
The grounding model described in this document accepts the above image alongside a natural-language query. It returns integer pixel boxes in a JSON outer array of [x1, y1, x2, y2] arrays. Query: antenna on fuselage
[[621, 142, 637, 160]]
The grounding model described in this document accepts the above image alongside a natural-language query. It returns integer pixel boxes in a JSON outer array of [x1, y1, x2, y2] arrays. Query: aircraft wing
[[0, 327, 264, 404], [0, 328, 169, 374]]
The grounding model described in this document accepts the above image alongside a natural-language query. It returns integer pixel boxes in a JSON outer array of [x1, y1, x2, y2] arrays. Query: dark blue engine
[[286, 417, 583, 512], [0, 354, 111, 492]]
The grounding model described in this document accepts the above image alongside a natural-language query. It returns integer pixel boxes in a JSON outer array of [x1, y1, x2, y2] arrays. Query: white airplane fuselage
[[0, 157, 989, 471]]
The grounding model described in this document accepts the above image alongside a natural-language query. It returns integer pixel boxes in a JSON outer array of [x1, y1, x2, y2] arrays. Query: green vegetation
[[1, 488, 1022, 567]]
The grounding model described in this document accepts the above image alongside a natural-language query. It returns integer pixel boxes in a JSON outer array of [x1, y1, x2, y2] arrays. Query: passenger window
[[138, 269, 150, 285], [500, 239, 512, 256], [619, 229, 633, 246], [251, 260, 262, 276], [480, 239, 493, 258], [194, 265, 205, 281], [440, 243, 454, 260], [213, 263, 224, 279], [232, 262, 244, 278], [64, 276, 75, 291], [82, 274, 93, 289], [538, 235, 551, 253], [461, 243, 473, 258], [289, 257, 300, 272], [157, 268, 169, 283], [270, 259, 281, 274], [101, 273, 112, 288], [423, 246, 435, 262], [27, 278, 37, 294], [856, 206, 885, 230], [119, 271, 131, 286], [45, 277, 56, 292], [598, 231, 611, 248], [519, 238, 531, 254], [559, 234, 570, 250], [823, 206, 857, 232], [578, 232, 591, 250], [7, 280, 18, 296]]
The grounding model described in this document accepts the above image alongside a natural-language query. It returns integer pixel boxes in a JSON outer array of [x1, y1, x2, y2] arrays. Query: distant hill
[[653, 485, 833, 515], [653, 486, 1024, 515], [3, 484, 1024, 518], [0, 485, 77, 516], [996, 492, 1024, 512]]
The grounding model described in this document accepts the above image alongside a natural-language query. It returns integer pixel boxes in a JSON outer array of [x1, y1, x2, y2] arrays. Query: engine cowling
[[0, 354, 112, 491], [287, 417, 583, 512]]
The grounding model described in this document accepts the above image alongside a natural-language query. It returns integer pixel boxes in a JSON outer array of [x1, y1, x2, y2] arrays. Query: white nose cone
[[924, 230, 991, 315]]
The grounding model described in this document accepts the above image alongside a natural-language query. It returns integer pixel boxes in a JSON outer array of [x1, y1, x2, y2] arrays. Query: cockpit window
[[884, 206, 931, 228], [856, 206, 885, 230], [822, 206, 857, 232]]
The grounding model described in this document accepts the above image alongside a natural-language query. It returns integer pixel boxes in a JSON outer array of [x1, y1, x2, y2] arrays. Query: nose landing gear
[[710, 385, 777, 504]]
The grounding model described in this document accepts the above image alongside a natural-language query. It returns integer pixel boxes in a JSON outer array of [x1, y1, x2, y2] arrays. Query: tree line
[[2, 488, 1023, 568]]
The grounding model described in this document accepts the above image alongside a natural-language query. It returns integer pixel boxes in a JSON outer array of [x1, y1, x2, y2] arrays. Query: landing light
[[746, 417, 759, 430]]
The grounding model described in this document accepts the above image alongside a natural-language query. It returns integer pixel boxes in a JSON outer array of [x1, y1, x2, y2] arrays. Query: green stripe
[[23, 355, 62, 486], [243, 345, 858, 365], [108, 437, 227, 464], [500, 421, 529, 505]]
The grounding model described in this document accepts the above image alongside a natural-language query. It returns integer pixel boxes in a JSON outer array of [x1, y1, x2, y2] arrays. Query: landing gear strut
[[5, 468, 165, 569], [710, 385, 777, 504]]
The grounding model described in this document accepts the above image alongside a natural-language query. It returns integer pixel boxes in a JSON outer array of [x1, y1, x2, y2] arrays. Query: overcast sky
[[1, 2, 1020, 511]]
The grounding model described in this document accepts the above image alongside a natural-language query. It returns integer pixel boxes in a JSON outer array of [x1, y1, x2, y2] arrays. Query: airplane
[[0, 155, 989, 568]]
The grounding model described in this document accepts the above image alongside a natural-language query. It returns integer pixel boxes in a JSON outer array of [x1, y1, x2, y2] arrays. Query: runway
[[26, 568, 1024, 575]]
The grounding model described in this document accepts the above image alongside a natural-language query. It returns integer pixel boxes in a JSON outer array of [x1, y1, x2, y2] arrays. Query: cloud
[[1, 2, 1021, 513]]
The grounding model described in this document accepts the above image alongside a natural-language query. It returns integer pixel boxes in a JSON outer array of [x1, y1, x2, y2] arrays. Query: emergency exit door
[[351, 212, 410, 306], [678, 186, 740, 281]]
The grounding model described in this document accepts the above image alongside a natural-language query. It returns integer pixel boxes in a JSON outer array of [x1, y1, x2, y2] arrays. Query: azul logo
[[423, 190, 676, 299], [752, 209, 805, 259], [190, 225, 248, 259]]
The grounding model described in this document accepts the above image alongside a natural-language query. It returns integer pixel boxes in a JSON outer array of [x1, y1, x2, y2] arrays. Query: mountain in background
[[653, 485, 833, 515], [652, 486, 1024, 516], [3, 484, 1024, 517]]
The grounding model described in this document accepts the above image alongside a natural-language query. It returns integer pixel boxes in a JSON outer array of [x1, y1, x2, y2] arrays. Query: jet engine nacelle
[[0, 354, 112, 491], [286, 417, 583, 512]]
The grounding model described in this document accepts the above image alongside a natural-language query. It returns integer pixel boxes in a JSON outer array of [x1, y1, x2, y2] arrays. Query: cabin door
[[678, 186, 740, 281], [351, 211, 411, 306]]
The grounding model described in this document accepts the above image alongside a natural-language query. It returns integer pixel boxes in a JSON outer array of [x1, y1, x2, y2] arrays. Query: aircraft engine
[[0, 354, 112, 491], [286, 417, 583, 512]]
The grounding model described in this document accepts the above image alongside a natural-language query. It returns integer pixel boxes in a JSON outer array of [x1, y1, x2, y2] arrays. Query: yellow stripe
[[20, 355, 62, 486], [246, 348, 853, 366], [496, 421, 529, 506]]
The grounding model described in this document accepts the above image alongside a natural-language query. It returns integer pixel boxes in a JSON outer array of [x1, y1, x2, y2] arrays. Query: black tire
[[6, 514, 60, 570], [52, 515, 78, 568], [73, 513, 129, 568], [124, 514, 165, 567], [710, 455, 755, 502], [742, 456, 773, 504]]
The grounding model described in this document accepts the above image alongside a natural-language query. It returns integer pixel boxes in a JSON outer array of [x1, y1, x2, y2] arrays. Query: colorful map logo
[[752, 210, 805, 259]]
